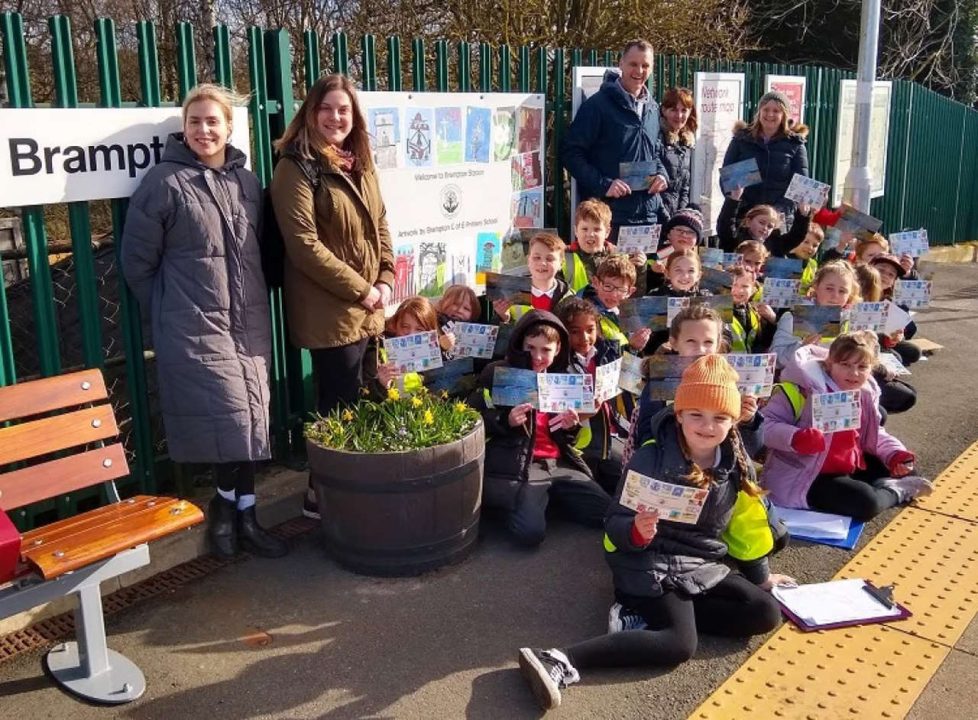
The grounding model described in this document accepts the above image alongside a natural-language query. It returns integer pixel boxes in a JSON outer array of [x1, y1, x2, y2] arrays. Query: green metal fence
[[2, 13, 977, 528]]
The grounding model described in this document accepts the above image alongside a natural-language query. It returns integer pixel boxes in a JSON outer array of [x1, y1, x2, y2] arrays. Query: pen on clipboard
[[862, 583, 895, 609]]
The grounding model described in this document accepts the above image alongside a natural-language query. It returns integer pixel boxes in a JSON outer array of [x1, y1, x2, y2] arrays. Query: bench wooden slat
[[0, 369, 107, 423], [0, 444, 129, 510], [20, 496, 204, 579], [0, 404, 118, 465]]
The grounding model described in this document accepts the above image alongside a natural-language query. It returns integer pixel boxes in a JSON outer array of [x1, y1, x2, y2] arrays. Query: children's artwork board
[[719, 157, 762, 194], [448, 322, 499, 360], [722, 353, 776, 397], [619, 470, 710, 523], [537, 373, 594, 413], [811, 390, 861, 433], [792, 305, 843, 339], [619, 161, 658, 191], [893, 280, 932, 309], [888, 229, 929, 257], [762, 278, 801, 308], [617, 225, 661, 254], [784, 173, 831, 209], [385, 331, 444, 373], [620, 296, 669, 332], [618, 353, 646, 395], [772, 578, 910, 631], [491, 366, 539, 407]]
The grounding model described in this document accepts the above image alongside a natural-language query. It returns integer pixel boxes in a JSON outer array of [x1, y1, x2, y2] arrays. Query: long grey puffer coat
[[121, 133, 272, 464]]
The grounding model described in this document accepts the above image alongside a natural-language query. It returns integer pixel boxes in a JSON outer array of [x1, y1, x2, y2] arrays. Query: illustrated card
[[784, 173, 831, 209], [666, 295, 734, 326], [485, 272, 532, 305], [723, 353, 777, 397], [619, 470, 710, 523], [537, 373, 595, 413], [617, 224, 661, 254], [618, 353, 646, 396], [500, 229, 529, 275], [878, 352, 911, 377], [889, 230, 929, 258], [699, 267, 734, 295], [699, 246, 725, 269], [593, 358, 623, 405], [893, 280, 932, 309], [620, 161, 659, 191], [491, 366, 539, 408], [835, 203, 883, 240], [764, 257, 804, 279], [642, 354, 696, 380], [721, 252, 742, 268], [475, 231, 502, 283], [848, 301, 889, 333], [792, 305, 843, 339], [719, 158, 762, 194], [385, 331, 444, 374], [449, 322, 499, 360], [423, 358, 475, 396], [645, 379, 683, 401], [762, 278, 802, 308], [811, 390, 862, 433], [620, 296, 670, 332]]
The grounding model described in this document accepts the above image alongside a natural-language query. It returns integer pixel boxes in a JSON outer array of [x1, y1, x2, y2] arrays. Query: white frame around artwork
[[832, 79, 892, 207]]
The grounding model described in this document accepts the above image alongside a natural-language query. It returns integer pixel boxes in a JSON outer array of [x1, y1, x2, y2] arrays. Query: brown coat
[[270, 152, 395, 348]]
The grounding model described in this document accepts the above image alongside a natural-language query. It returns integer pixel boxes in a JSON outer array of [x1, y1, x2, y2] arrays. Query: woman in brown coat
[[270, 74, 395, 518]]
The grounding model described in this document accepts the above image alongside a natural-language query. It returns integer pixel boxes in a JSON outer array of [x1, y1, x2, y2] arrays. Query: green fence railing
[[2, 13, 977, 530]]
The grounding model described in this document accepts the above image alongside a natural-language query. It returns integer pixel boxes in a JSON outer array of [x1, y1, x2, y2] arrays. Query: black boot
[[237, 506, 289, 558], [207, 495, 238, 558]]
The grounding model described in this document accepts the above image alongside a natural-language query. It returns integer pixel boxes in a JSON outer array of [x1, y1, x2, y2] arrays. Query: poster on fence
[[358, 91, 546, 297], [833, 80, 892, 207], [765, 75, 806, 126], [691, 72, 746, 235]]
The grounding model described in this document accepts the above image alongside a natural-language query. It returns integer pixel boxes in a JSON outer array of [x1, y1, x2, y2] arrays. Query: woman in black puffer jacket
[[659, 87, 697, 220]]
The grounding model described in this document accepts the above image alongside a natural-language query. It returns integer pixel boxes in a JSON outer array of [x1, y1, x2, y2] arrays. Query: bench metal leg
[[45, 581, 146, 704]]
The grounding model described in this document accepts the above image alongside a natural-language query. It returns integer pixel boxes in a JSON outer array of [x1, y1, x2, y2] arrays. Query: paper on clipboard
[[772, 578, 905, 628]]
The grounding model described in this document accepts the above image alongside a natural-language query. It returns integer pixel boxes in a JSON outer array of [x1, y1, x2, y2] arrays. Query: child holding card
[[494, 232, 574, 322], [469, 309, 610, 547], [563, 199, 647, 293], [435, 284, 482, 357], [580, 255, 650, 352], [760, 332, 932, 521], [770, 261, 860, 369], [716, 187, 812, 255], [368, 296, 447, 396], [646, 209, 704, 294], [518, 355, 791, 711], [868, 254, 921, 367], [776, 222, 822, 293], [556, 297, 626, 493], [728, 266, 776, 354], [645, 249, 712, 353]]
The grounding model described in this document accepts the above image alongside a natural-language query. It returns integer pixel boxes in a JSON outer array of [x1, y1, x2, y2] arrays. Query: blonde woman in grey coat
[[121, 84, 287, 560]]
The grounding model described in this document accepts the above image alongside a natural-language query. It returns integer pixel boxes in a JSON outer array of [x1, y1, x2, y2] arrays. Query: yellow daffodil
[[387, 387, 401, 402], [411, 396, 423, 408], [439, 390, 450, 399], [423, 409, 435, 425], [454, 401, 467, 413], [341, 409, 354, 422]]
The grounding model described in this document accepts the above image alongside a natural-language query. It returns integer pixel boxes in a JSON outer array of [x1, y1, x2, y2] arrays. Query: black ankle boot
[[207, 495, 238, 558], [237, 506, 289, 558]]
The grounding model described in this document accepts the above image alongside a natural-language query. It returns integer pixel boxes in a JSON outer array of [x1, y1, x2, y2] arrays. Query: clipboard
[[773, 578, 912, 632]]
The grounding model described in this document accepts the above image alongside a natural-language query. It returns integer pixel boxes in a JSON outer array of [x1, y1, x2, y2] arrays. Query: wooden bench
[[0, 368, 203, 704]]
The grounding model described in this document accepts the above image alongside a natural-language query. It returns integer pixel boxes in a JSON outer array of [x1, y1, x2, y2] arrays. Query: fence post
[[96, 17, 155, 493], [498, 44, 511, 92], [387, 36, 402, 91], [457, 41, 471, 92], [332, 31, 349, 76], [478, 42, 492, 92], [412, 39, 426, 91], [50, 15, 102, 371], [362, 35, 377, 91], [175, 21, 197, 101], [553, 47, 567, 240], [0, 13, 23, 385], [435, 39, 449, 91], [213, 25, 233, 88]]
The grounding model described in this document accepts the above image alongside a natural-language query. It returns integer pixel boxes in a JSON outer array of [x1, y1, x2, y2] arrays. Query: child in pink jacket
[[760, 332, 932, 520]]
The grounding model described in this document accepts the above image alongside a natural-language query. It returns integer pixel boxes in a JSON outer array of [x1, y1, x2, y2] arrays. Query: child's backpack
[[260, 156, 324, 288]]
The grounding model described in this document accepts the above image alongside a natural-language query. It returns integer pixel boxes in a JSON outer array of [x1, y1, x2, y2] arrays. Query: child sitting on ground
[[493, 232, 574, 322], [869, 253, 922, 367], [728, 265, 776, 354], [646, 248, 711, 354], [778, 222, 822, 293], [579, 255, 650, 352], [435, 284, 483, 357], [760, 331, 932, 520], [556, 297, 625, 493], [563, 198, 646, 293], [517, 355, 793, 711], [716, 187, 811, 255], [469, 309, 610, 547], [370, 296, 449, 396]]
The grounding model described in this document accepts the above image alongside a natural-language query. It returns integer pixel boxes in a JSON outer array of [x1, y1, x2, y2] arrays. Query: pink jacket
[[759, 345, 907, 509]]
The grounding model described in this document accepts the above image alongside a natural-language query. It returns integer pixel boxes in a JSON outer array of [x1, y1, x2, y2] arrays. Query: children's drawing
[[493, 107, 516, 161], [517, 106, 543, 154], [393, 244, 415, 302], [417, 242, 447, 297], [449, 247, 475, 287], [405, 108, 433, 167], [511, 152, 542, 191], [435, 107, 463, 165], [368, 107, 400, 170], [465, 107, 492, 164], [475, 232, 501, 279], [500, 228, 529, 275], [511, 188, 544, 228]]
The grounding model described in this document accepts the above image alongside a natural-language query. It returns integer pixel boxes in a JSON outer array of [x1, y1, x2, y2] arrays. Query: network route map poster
[[360, 92, 545, 296]]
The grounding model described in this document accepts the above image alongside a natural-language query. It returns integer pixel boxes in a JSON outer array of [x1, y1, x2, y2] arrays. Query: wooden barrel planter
[[307, 420, 484, 576]]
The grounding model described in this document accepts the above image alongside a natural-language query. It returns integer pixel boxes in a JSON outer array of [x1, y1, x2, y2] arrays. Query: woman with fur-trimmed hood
[[659, 87, 697, 220], [721, 90, 809, 223]]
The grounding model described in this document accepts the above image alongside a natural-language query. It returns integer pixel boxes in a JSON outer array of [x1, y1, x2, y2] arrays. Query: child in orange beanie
[[517, 355, 793, 711]]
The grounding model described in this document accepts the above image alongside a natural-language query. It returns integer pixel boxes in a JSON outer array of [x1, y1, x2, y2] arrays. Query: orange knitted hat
[[673, 355, 741, 419]]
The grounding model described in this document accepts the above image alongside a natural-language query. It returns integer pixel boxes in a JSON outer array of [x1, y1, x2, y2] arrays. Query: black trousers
[[565, 574, 781, 669], [213, 461, 256, 496], [806, 454, 897, 521], [310, 338, 370, 416]]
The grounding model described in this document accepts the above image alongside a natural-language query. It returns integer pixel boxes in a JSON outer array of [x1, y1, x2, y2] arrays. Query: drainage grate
[[0, 516, 318, 664]]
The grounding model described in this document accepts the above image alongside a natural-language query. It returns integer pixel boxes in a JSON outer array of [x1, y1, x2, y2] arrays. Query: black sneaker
[[518, 647, 580, 710], [608, 602, 648, 633], [302, 490, 321, 521]]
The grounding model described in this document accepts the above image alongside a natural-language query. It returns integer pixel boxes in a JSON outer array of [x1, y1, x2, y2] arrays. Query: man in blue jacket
[[562, 39, 668, 239]]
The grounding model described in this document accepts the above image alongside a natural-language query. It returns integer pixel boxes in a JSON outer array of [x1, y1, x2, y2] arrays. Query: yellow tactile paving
[[689, 625, 949, 720], [915, 439, 978, 522], [690, 441, 978, 720], [836, 508, 978, 646]]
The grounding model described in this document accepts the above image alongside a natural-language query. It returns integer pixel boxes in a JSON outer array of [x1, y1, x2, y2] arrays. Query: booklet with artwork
[[698, 267, 734, 295], [593, 358, 623, 405], [784, 173, 831, 209], [643, 355, 696, 401], [619, 161, 659, 191], [719, 158, 762, 194], [698, 247, 724, 270], [619, 470, 710, 523], [878, 352, 911, 377], [835, 203, 883, 240], [792, 305, 843, 339], [893, 280, 932, 309], [485, 272, 532, 305], [666, 296, 734, 326], [888, 229, 929, 258], [617, 225, 661, 254], [772, 578, 910, 631], [491, 366, 539, 407], [811, 390, 861, 432], [764, 257, 804, 279], [722, 353, 776, 397], [847, 301, 889, 333], [618, 353, 645, 396], [762, 278, 801, 308], [537, 373, 594, 413], [385, 331, 444, 373], [447, 322, 499, 360], [620, 296, 670, 332]]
